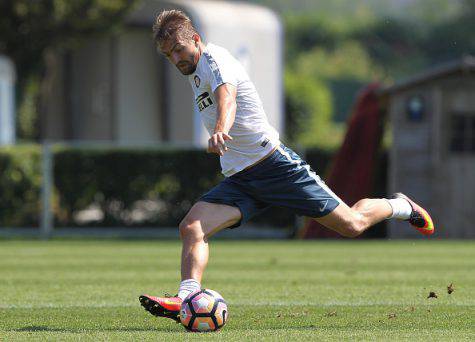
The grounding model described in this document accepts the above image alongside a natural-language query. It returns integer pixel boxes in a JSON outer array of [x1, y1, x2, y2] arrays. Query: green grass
[[0, 240, 473, 341]]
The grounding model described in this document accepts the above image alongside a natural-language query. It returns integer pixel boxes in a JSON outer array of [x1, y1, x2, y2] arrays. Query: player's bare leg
[[315, 198, 391, 237], [315, 195, 434, 237], [139, 201, 241, 321], [179, 202, 241, 282]]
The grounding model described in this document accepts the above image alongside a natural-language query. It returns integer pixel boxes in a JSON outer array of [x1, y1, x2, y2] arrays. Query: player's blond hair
[[153, 9, 198, 45]]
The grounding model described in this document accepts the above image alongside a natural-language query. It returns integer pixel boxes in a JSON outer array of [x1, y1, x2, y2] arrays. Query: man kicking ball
[[139, 9, 434, 322]]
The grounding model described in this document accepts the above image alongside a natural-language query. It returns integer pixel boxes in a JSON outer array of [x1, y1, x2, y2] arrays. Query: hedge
[[0, 145, 42, 227], [0, 145, 338, 229]]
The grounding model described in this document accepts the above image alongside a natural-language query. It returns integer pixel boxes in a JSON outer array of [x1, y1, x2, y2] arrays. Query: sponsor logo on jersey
[[196, 92, 213, 111], [194, 75, 200, 87]]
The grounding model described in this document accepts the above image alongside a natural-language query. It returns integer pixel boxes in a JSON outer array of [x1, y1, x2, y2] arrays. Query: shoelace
[[164, 293, 179, 298]]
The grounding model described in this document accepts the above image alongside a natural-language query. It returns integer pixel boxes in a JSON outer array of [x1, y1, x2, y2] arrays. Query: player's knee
[[178, 218, 204, 242]]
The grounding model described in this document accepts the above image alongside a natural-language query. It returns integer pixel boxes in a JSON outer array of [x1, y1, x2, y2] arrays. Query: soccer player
[[139, 9, 434, 322]]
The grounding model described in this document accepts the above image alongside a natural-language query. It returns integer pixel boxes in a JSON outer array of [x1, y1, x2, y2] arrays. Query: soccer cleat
[[139, 294, 182, 322], [392, 193, 434, 235]]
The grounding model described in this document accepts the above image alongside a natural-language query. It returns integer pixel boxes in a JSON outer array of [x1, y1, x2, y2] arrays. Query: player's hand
[[207, 132, 233, 156]]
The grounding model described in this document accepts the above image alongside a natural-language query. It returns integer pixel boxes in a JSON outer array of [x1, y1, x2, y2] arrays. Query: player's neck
[[194, 42, 206, 65]]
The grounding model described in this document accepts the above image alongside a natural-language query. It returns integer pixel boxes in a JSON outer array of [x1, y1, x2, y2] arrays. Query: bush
[[284, 70, 334, 146], [53, 147, 223, 227], [52, 146, 336, 229], [0, 145, 42, 227], [0, 145, 338, 229]]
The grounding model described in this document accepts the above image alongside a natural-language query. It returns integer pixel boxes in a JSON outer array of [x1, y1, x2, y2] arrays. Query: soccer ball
[[180, 289, 228, 332]]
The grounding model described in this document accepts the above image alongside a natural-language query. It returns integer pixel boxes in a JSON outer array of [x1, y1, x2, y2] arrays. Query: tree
[[284, 69, 337, 148], [0, 0, 138, 139]]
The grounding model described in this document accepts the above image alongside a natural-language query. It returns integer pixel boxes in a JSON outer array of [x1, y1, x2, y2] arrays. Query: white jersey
[[188, 43, 280, 177]]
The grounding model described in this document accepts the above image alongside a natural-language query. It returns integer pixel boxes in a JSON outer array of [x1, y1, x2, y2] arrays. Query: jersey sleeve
[[202, 50, 239, 93]]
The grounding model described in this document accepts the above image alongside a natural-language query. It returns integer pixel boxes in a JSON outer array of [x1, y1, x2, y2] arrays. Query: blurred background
[[0, 0, 474, 239]]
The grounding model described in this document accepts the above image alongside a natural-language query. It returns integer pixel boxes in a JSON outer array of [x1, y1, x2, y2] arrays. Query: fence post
[[40, 143, 53, 239]]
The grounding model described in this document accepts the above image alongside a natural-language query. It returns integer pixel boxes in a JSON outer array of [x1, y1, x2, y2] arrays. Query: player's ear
[[193, 33, 200, 45]]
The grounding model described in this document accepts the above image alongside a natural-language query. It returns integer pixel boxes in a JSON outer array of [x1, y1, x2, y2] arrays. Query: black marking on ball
[[187, 299, 196, 316], [221, 310, 227, 327], [187, 316, 195, 331], [215, 299, 227, 328], [210, 296, 218, 316], [188, 289, 205, 301], [211, 313, 218, 329]]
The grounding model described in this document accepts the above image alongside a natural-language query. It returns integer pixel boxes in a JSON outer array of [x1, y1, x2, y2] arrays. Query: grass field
[[0, 239, 474, 341]]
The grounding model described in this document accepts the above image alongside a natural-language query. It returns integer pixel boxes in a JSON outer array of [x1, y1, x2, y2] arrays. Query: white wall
[[70, 37, 114, 140], [116, 29, 163, 142], [0, 55, 15, 145]]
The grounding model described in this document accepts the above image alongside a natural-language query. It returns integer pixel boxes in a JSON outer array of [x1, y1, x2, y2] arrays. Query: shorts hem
[[302, 201, 340, 218]]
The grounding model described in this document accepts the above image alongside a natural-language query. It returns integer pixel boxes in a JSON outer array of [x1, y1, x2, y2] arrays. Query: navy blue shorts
[[199, 145, 341, 228]]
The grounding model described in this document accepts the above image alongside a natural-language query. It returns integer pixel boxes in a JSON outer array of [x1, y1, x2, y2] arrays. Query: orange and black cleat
[[139, 294, 182, 322], [392, 193, 434, 236]]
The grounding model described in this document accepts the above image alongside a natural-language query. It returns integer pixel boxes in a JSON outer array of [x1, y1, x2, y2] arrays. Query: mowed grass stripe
[[0, 240, 473, 340]]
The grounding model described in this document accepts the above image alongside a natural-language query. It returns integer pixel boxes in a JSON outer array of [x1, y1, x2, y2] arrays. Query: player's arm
[[207, 83, 237, 156]]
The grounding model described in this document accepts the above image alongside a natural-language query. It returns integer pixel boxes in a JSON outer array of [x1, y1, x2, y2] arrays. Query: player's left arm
[[208, 83, 237, 156]]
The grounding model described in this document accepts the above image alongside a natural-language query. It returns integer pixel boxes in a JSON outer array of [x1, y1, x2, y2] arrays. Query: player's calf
[[314, 202, 369, 238], [337, 215, 367, 238]]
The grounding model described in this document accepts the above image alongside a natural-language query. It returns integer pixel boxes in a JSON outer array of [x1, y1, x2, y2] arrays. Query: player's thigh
[[180, 201, 242, 239], [312, 201, 359, 235]]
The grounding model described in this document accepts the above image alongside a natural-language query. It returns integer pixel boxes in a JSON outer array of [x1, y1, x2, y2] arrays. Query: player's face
[[160, 35, 199, 75]]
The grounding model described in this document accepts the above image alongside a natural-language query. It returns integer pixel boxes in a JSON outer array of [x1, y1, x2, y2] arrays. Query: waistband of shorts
[[232, 144, 282, 177]]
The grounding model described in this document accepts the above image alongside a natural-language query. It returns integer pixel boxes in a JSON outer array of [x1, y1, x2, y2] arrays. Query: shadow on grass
[[234, 325, 320, 332], [12, 324, 321, 334], [13, 325, 179, 333], [14, 326, 70, 332]]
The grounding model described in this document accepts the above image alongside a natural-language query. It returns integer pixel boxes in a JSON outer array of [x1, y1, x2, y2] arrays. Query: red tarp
[[300, 83, 385, 238]]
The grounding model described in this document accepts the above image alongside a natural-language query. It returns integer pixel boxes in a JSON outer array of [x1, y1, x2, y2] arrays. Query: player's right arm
[[207, 83, 236, 156]]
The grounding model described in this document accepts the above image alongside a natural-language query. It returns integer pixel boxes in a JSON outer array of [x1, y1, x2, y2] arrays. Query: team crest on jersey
[[194, 75, 200, 87], [196, 92, 213, 111]]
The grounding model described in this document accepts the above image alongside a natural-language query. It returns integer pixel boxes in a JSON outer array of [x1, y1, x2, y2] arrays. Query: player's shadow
[[14, 325, 177, 333], [235, 324, 319, 331], [14, 326, 69, 332]]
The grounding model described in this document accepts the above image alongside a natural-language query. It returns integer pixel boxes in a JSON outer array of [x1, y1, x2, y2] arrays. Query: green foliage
[[352, 18, 428, 77], [296, 41, 384, 80], [17, 76, 40, 140], [419, 2, 475, 65], [284, 15, 343, 61], [352, 1, 475, 76], [0, 145, 41, 227], [279, 0, 473, 149], [0, 0, 137, 76], [285, 41, 384, 148], [284, 70, 340, 148], [51, 146, 336, 228], [53, 147, 223, 227], [249, 0, 463, 24], [0, 146, 339, 228]]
